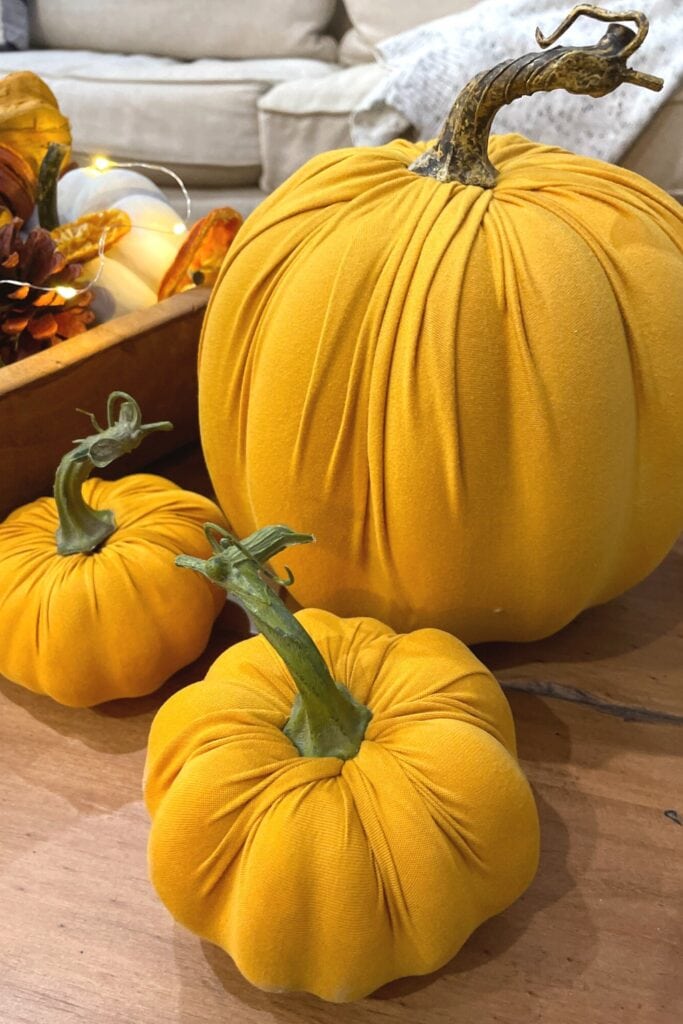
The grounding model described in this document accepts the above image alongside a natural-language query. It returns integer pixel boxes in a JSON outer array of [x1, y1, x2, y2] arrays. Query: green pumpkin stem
[[54, 390, 173, 555], [409, 5, 663, 188], [176, 524, 372, 760], [37, 141, 68, 231]]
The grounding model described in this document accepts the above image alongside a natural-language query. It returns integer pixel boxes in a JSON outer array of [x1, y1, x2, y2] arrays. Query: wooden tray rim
[[0, 287, 211, 397]]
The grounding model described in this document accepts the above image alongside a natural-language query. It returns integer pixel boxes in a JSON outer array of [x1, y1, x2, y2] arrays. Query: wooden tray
[[0, 287, 211, 519]]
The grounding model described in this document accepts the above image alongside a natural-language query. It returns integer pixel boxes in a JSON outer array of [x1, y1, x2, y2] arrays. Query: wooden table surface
[[2, 445, 681, 1024]]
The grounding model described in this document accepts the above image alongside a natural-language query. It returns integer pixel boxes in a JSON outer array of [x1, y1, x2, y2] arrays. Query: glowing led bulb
[[55, 285, 78, 300], [91, 155, 112, 172]]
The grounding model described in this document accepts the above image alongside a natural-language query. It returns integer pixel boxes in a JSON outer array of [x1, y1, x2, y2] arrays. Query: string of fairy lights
[[91, 155, 192, 223], [0, 156, 192, 302]]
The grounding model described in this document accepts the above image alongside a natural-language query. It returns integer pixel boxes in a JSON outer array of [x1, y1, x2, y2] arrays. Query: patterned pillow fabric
[[0, 0, 28, 50]]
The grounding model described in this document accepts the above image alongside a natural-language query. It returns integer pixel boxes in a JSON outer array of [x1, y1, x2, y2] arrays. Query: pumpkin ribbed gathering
[[0, 393, 226, 705], [145, 609, 540, 1002], [198, 7, 683, 643], [199, 133, 683, 641], [146, 522, 539, 1002]]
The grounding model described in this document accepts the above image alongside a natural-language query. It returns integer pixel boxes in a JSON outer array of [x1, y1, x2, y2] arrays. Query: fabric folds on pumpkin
[[145, 609, 539, 1002], [199, 134, 683, 642], [0, 475, 225, 705]]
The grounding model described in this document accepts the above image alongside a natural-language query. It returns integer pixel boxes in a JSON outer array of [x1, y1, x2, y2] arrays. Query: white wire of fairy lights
[[0, 226, 108, 301], [0, 155, 191, 301], [91, 155, 192, 224]]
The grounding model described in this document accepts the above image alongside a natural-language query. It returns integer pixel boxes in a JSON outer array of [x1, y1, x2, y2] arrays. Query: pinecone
[[0, 216, 95, 364]]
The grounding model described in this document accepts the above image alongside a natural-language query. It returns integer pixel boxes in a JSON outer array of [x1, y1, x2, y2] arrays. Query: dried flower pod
[[157, 207, 241, 300], [51, 208, 132, 263]]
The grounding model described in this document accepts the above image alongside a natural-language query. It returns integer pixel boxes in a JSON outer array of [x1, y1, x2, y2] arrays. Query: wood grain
[[0, 287, 210, 519], [0, 445, 681, 1024]]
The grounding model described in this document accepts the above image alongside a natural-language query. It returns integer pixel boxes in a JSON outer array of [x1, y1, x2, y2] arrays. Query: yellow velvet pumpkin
[[145, 525, 539, 1002], [0, 392, 225, 706], [199, 7, 683, 643]]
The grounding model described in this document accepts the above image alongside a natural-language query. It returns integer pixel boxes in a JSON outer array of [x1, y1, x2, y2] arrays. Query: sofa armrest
[[257, 64, 386, 192]]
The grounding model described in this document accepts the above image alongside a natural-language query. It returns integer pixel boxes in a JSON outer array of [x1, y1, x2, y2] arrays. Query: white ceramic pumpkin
[[81, 258, 157, 321], [57, 167, 163, 221], [57, 167, 188, 318]]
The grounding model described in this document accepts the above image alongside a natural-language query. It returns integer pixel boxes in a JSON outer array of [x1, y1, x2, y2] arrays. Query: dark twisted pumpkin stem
[[176, 524, 372, 760], [37, 142, 68, 231], [409, 5, 663, 187], [54, 390, 173, 555]]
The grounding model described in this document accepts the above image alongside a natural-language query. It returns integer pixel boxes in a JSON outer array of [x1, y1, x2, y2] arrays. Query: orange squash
[[0, 71, 71, 176], [0, 143, 36, 220]]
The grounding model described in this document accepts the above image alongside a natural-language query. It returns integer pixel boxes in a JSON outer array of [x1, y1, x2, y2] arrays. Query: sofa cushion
[[338, 28, 376, 66], [258, 63, 386, 192], [344, 1, 475, 45], [28, 0, 338, 61], [0, 49, 338, 186]]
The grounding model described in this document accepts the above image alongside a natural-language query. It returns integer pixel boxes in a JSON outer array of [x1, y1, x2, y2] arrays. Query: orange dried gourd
[[0, 71, 71, 176], [0, 143, 36, 221]]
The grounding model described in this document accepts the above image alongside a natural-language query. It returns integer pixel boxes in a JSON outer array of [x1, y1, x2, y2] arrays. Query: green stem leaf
[[37, 142, 68, 232], [54, 390, 173, 556], [176, 524, 372, 760]]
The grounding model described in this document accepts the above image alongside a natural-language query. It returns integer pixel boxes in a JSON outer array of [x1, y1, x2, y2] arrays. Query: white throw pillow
[[344, 0, 477, 45], [28, 0, 338, 61], [0, 0, 28, 49]]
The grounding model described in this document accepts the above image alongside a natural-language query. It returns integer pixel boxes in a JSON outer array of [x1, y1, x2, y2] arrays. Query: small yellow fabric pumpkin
[[145, 525, 539, 1002], [0, 392, 225, 706], [198, 8, 683, 643]]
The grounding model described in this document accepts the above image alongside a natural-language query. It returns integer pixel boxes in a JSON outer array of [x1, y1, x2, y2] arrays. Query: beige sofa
[[0, 0, 680, 221]]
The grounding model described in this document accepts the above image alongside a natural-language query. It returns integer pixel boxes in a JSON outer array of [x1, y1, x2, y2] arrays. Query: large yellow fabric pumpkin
[[0, 392, 224, 706], [145, 525, 539, 1002], [199, 8, 683, 643]]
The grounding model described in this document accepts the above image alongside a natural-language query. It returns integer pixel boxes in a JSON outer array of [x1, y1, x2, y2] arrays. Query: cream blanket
[[352, 0, 683, 163]]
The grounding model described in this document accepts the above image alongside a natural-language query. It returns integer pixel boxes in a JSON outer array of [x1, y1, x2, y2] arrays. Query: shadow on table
[[476, 543, 683, 673], [0, 600, 250, 754], [374, 697, 597, 1003], [180, 696, 596, 1021]]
